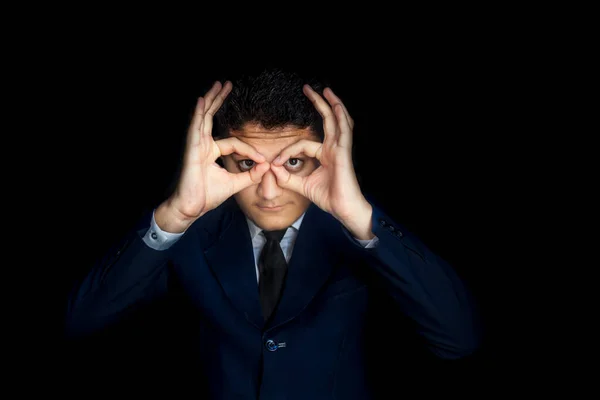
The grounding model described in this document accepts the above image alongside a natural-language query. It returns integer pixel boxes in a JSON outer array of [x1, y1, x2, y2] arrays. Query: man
[[65, 68, 481, 398]]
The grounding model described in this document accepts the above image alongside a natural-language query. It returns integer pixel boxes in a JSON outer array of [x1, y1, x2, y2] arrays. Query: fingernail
[[274, 156, 281, 164]]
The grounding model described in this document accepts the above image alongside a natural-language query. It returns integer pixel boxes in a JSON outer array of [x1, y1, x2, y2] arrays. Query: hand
[[270, 85, 371, 228], [158, 81, 270, 231]]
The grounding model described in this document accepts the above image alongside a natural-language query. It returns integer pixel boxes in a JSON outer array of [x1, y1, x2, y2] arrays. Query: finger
[[270, 164, 307, 197], [323, 87, 354, 130], [190, 81, 221, 132], [230, 162, 270, 194], [303, 84, 338, 147], [323, 88, 353, 149], [187, 97, 205, 147], [203, 81, 232, 137], [205, 81, 231, 117], [333, 103, 352, 149], [202, 81, 224, 116], [215, 136, 266, 163], [272, 139, 322, 166]]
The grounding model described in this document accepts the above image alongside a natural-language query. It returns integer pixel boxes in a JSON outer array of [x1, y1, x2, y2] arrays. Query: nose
[[257, 169, 282, 200]]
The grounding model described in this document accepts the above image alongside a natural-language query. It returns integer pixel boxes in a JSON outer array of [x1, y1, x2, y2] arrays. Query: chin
[[252, 215, 291, 231]]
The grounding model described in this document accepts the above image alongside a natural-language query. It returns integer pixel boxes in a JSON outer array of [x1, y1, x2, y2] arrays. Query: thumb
[[270, 164, 306, 196], [230, 162, 270, 194]]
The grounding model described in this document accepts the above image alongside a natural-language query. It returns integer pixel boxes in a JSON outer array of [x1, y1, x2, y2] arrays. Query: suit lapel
[[201, 200, 343, 331], [203, 204, 265, 330], [268, 203, 337, 329]]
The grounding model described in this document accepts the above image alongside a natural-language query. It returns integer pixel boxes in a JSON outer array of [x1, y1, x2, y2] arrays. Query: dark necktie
[[258, 228, 288, 322]]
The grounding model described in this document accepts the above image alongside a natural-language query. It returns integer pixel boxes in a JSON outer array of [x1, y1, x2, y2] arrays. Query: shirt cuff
[[354, 235, 379, 248], [142, 210, 185, 251]]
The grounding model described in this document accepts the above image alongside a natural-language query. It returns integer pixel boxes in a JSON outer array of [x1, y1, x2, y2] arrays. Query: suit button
[[265, 339, 278, 352], [378, 218, 387, 227]]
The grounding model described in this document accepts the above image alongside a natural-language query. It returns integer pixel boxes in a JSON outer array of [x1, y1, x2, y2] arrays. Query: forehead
[[229, 123, 320, 153]]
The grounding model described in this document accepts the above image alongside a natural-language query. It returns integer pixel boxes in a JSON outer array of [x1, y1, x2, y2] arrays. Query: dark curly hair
[[214, 67, 326, 141]]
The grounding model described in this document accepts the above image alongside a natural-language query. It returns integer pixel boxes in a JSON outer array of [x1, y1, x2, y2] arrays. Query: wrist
[[155, 198, 198, 234], [341, 200, 374, 241]]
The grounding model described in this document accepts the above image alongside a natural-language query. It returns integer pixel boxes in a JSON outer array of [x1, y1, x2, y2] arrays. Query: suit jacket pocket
[[318, 275, 367, 301]]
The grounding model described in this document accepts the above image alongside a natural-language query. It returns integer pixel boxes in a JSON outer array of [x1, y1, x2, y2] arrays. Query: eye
[[237, 159, 256, 171], [284, 158, 304, 171], [236, 158, 305, 172]]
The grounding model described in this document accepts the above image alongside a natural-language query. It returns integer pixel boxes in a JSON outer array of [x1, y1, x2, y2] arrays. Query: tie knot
[[262, 228, 288, 243]]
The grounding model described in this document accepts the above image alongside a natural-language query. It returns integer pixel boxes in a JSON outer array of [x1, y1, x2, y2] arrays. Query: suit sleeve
[[64, 211, 175, 338], [342, 201, 482, 360]]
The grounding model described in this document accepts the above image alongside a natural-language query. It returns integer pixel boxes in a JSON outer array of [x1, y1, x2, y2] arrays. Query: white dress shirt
[[143, 209, 379, 283]]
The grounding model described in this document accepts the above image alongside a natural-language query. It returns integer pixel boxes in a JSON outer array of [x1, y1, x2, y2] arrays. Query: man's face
[[221, 123, 321, 231]]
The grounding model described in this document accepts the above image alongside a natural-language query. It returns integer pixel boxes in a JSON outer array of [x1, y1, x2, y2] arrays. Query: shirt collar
[[246, 211, 305, 240]]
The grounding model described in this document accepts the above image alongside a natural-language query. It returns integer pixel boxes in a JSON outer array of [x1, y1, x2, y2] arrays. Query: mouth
[[257, 204, 286, 212]]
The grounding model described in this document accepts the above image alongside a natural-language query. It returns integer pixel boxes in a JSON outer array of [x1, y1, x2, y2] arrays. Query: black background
[[21, 18, 536, 393]]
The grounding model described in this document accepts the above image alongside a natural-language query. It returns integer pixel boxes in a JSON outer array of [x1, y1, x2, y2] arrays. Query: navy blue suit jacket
[[65, 196, 481, 398]]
